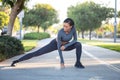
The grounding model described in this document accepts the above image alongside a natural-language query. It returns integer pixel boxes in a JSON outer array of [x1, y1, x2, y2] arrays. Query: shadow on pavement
[[0, 63, 120, 80]]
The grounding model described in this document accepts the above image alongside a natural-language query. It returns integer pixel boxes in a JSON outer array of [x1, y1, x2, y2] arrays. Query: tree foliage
[[67, 1, 114, 39], [118, 21, 120, 33], [0, 11, 9, 29], [118, 11, 120, 17], [0, 11, 20, 32], [13, 17, 20, 32], [1, 0, 27, 36], [23, 4, 59, 32]]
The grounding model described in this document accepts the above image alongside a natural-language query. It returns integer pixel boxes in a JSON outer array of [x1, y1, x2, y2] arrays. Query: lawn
[[22, 39, 120, 52], [79, 38, 120, 52], [22, 40, 38, 52]]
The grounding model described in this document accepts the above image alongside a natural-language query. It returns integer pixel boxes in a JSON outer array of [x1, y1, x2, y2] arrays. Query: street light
[[114, 0, 117, 43], [17, 10, 24, 40]]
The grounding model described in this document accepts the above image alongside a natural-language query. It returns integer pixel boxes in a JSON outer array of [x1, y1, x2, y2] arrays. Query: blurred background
[[0, 0, 120, 41]]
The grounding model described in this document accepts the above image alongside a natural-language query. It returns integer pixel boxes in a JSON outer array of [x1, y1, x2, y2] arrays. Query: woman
[[11, 18, 85, 69]]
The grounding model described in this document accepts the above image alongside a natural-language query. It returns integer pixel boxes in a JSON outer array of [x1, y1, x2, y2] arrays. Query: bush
[[98, 35, 102, 38], [0, 36, 24, 61], [24, 32, 50, 40], [117, 34, 120, 38]]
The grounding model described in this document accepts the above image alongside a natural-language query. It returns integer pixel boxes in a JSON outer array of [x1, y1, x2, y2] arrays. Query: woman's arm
[[64, 27, 77, 48], [57, 31, 64, 64]]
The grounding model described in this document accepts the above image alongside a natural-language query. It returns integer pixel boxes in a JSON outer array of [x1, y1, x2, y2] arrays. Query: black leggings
[[18, 39, 82, 63]]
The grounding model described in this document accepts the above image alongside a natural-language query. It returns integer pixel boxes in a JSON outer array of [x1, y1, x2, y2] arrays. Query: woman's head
[[63, 18, 74, 32]]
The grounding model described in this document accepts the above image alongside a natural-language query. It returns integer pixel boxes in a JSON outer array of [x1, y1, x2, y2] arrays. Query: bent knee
[[75, 42, 82, 47]]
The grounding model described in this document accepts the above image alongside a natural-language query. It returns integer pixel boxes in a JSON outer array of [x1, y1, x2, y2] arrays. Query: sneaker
[[74, 62, 85, 69], [11, 60, 19, 67]]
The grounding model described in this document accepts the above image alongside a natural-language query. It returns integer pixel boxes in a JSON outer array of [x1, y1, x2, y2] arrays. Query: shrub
[[24, 32, 50, 40], [0, 36, 24, 61], [117, 34, 120, 38]]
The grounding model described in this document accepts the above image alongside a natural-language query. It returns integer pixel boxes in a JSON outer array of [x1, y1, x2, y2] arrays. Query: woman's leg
[[11, 39, 57, 66], [64, 42, 84, 68]]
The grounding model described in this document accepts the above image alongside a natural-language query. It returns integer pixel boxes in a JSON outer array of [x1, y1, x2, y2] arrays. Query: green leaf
[[7, 0, 14, 7], [2, 0, 14, 7]]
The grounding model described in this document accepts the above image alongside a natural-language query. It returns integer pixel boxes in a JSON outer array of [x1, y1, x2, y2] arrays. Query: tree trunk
[[77, 31, 80, 38], [7, 8, 17, 36], [7, 0, 25, 36], [81, 30, 84, 39], [89, 29, 92, 40], [37, 26, 39, 33], [44, 28, 46, 32]]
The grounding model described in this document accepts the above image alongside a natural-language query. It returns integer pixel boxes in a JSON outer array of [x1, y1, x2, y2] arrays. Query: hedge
[[0, 36, 24, 61], [117, 34, 120, 38], [24, 32, 50, 40]]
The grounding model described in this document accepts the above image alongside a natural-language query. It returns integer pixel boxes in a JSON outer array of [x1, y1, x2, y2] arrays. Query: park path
[[0, 38, 120, 80]]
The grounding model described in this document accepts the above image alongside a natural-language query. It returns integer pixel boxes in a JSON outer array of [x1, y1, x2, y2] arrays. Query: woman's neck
[[65, 29, 71, 34]]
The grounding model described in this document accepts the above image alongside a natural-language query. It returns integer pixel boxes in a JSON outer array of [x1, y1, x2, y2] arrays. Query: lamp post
[[114, 0, 117, 43], [18, 10, 24, 40]]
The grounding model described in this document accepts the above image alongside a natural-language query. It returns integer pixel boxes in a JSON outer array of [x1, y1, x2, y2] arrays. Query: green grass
[[22, 39, 120, 52], [97, 44, 120, 52], [79, 39, 102, 44], [22, 40, 38, 52], [79, 38, 120, 52]]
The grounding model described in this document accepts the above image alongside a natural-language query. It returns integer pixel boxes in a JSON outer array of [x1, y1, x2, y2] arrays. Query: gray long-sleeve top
[[57, 27, 77, 63]]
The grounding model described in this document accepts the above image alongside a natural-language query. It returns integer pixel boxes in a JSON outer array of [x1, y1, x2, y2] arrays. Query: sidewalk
[[82, 44, 120, 71], [0, 38, 120, 80], [93, 38, 120, 43]]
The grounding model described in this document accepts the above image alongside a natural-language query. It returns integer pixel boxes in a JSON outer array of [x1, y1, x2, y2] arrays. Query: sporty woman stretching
[[11, 18, 85, 69]]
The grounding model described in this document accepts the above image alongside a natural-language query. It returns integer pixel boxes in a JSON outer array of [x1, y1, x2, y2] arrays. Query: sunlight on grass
[[22, 40, 38, 52], [79, 38, 120, 52]]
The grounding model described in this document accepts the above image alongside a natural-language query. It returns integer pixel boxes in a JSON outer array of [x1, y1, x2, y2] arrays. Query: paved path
[[0, 38, 120, 80], [93, 38, 120, 43]]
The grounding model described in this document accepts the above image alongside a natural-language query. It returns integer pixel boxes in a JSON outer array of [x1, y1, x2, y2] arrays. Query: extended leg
[[11, 39, 57, 66]]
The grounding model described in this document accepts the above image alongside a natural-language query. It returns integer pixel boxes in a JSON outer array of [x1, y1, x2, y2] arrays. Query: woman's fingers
[[60, 46, 65, 51]]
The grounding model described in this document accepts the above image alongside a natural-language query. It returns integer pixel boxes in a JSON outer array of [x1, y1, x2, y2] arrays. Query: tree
[[13, 17, 20, 32], [96, 23, 114, 37], [68, 6, 87, 39], [118, 11, 120, 34], [0, 5, 10, 14], [1, 0, 28, 36], [118, 11, 120, 17], [0, 11, 9, 29], [68, 1, 114, 40], [0, 11, 20, 32], [118, 22, 120, 33], [23, 4, 59, 32]]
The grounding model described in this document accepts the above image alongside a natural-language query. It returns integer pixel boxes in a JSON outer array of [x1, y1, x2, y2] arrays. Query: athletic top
[[57, 27, 77, 63]]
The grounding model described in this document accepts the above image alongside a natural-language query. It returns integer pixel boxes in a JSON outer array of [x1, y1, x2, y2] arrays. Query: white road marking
[[83, 49, 120, 73]]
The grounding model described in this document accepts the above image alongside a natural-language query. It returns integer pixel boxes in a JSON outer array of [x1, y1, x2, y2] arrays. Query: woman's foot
[[74, 62, 85, 69], [60, 63, 65, 69], [11, 60, 19, 67]]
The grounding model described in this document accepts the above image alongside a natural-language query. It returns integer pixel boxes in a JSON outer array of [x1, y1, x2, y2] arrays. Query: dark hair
[[64, 18, 74, 26]]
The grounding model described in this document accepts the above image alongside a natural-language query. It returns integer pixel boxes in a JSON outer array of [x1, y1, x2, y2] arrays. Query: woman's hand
[[61, 42, 68, 45], [60, 46, 65, 51], [61, 63, 65, 68]]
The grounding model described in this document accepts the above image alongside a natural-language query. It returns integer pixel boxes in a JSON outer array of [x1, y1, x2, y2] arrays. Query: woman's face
[[63, 23, 72, 32]]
